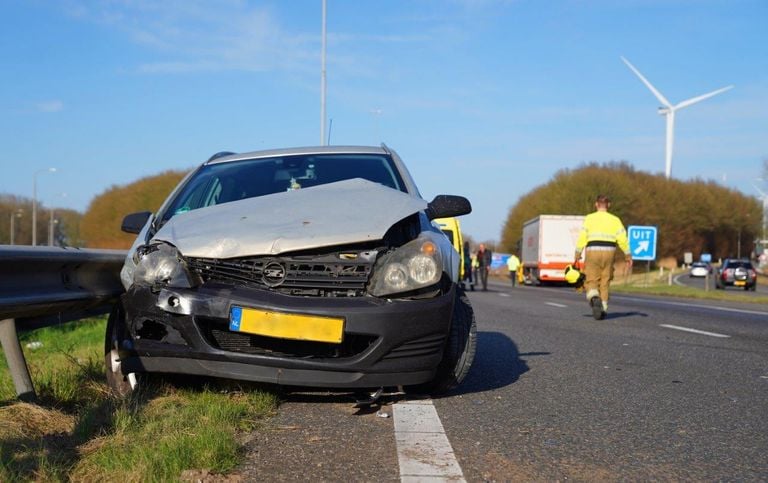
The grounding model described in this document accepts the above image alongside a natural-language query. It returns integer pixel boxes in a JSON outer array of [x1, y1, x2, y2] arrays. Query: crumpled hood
[[153, 178, 427, 259]]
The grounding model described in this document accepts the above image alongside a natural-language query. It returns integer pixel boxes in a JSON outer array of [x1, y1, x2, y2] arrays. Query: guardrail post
[[0, 318, 36, 401]]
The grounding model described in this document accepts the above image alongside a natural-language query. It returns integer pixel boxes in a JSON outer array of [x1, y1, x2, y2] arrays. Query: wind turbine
[[621, 56, 733, 179]]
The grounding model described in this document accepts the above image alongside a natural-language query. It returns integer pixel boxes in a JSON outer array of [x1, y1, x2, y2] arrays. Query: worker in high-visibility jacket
[[574, 194, 632, 320], [506, 253, 521, 287]]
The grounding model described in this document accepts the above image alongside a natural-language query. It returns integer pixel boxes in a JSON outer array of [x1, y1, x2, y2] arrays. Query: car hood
[[152, 178, 427, 259]]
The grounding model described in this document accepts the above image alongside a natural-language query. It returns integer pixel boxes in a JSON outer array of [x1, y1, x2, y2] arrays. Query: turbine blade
[[621, 56, 672, 108], [674, 85, 734, 110]]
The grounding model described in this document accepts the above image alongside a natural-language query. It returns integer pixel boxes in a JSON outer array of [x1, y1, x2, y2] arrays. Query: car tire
[[105, 302, 141, 396], [406, 287, 477, 395]]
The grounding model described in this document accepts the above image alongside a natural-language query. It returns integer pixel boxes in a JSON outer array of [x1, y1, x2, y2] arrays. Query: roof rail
[[380, 143, 391, 154], [207, 151, 236, 163]]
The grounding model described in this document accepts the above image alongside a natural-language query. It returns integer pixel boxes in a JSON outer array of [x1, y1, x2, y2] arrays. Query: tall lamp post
[[320, 0, 327, 146], [753, 180, 767, 248], [32, 167, 56, 246], [9, 209, 23, 245], [49, 192, 67, 246], [737, 213, 751, 260]]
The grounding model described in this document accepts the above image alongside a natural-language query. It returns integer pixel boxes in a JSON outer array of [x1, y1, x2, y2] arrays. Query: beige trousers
[[584, 249, 615, 303]]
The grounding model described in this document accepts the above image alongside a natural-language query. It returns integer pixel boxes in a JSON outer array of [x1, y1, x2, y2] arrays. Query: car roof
[[204, 145, 390, 165]]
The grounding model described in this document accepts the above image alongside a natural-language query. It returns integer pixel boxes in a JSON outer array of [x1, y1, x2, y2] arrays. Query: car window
[[160, 154, 406, 224], [726, 261, 753, 269]]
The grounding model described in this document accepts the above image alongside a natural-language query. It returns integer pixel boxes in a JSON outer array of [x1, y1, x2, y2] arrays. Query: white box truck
[[521, 215, 585, 284]]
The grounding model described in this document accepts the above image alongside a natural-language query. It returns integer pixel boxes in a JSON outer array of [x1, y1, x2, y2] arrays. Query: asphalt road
[[240, 281, 768, 481]]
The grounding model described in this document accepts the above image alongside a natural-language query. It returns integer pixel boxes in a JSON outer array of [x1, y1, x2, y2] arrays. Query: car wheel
[[406, 287, 477, 395], [105, 302, 140, 396]]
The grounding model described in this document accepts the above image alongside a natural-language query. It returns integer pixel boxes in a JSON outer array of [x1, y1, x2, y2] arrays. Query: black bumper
[[118, 283, 454, 388]]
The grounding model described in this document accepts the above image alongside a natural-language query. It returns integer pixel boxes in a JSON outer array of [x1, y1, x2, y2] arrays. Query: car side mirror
[[425, 195, 472, 220], [121, 211, 152, 234]]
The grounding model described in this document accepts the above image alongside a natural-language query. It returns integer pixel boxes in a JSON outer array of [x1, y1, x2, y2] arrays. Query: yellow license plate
[[229, 306, 344, 343], [734, 281, 746, 286]]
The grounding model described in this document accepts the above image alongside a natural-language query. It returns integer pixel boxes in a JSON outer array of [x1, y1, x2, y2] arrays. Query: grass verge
[[611, 270, 768, 304], [612, 282, 768, 304], [0, 317, 278, 481]]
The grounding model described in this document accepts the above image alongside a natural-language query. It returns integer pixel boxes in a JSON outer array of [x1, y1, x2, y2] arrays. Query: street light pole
[[49, 192, 67, 246], [32, 167, 56, 246], [9, 210, 22, 245], [752, 180, 768, 247], [320, 0, 327, 146], [48, 208, 55, 246]]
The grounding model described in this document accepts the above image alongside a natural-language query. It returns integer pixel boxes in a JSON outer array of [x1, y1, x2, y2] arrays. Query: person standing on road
[[574, 194, 632, 319], [476, 243, 492, 291], [506, 253, 521, 287], [463, 240, 474, 291]]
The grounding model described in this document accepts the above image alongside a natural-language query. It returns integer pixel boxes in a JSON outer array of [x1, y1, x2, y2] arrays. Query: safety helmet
[[564, 264, 582, 284]]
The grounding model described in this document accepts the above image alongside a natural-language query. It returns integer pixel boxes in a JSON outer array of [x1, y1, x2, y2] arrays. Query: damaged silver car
[[108, 145, 476, 395]]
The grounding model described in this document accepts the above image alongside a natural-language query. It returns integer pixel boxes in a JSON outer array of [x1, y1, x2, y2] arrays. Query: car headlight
[[369, 235, 443, 297], [132, 242, 197, 288]]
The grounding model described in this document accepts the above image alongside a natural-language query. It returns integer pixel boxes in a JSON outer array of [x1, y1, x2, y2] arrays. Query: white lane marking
[[615, 295, 768, 317], [498, 293, 510, 297], [672, 273, 687, 287], [545, 302, 567, 308], [659, 324, 731, 338], [394, 399, 466, 482]]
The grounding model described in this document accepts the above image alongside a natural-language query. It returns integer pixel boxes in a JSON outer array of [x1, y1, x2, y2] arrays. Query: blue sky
[[1, 0, 766, 242]]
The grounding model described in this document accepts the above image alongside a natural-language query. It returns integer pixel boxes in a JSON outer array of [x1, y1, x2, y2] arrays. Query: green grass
[[71, 384, 277, 482], [612, 282, 768, 303], [0, 318, 278, 482], [611, 270, 768, 304]]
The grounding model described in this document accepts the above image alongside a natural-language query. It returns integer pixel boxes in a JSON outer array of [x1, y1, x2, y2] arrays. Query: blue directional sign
[[628, 225, 657, 261]]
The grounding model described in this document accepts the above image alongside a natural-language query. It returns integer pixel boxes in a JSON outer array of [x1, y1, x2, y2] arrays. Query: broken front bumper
[[117, 283, 454, 388]]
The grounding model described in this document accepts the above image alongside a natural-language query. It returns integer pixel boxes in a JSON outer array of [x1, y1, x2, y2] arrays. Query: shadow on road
[[604, 311, 648, 320], [446, 331, 537, 397], [580, 311, 649, 320]]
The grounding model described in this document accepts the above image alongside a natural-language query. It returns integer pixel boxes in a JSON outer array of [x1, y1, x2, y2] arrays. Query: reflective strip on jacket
[[575, 211, 630, 253]]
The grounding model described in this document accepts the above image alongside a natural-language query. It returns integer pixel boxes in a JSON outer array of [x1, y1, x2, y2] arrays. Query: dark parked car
[[108, 145, 476, 396], [714, 259, 757, 291]]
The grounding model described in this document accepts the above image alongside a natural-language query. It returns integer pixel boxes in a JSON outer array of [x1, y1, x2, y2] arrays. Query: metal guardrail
[[0, 246, 127, 400]]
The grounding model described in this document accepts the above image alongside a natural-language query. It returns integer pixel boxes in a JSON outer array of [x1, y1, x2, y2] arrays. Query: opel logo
[[262, 261, 287, 287]]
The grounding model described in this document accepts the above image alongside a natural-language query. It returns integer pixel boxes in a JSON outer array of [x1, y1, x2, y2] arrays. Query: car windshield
[[726, 261, 753, 269], [161, 153, 405, 223]]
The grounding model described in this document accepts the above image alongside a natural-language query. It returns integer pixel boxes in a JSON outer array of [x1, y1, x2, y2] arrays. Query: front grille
[[382, 333, 446, 360], [197, 317, 377, 359], [186, 250, 377, 297]]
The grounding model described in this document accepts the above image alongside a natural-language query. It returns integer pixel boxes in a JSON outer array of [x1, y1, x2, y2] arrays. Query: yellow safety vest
[[576, 211, 630, 254]]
